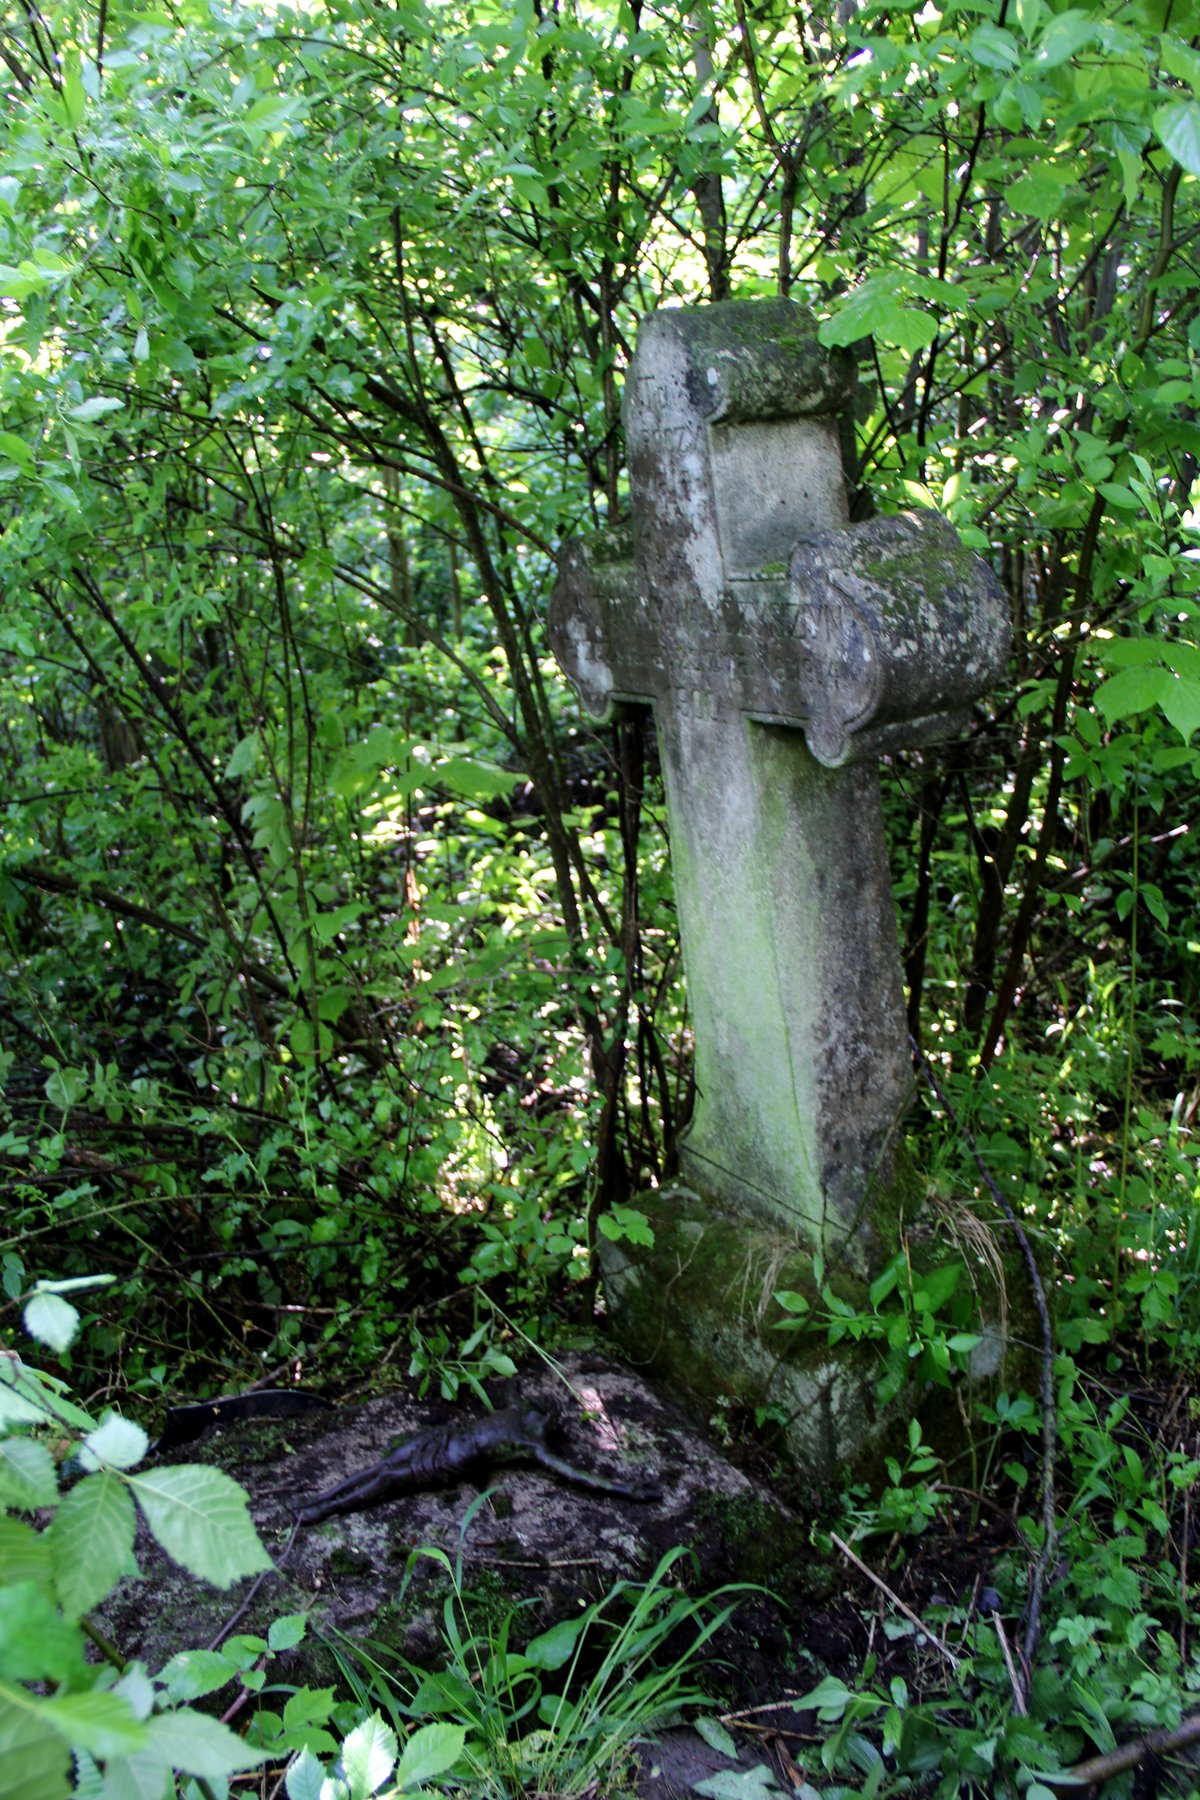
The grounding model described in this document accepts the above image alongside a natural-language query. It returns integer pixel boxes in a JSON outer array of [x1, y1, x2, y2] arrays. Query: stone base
[[596, 1185, 890, 1485], [597, 1182, 1029, 1488]]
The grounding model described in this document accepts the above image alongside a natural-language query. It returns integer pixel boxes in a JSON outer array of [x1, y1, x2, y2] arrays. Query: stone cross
[[550, 300, 1008, 1278]]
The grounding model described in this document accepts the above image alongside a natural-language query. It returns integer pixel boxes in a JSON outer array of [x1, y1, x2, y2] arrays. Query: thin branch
[[1046, 1709, 1200, 1790], [831, 1533, 960, 1671]]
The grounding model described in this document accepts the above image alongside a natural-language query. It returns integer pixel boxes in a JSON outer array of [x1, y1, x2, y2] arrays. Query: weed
[[315, 1505, 757, 1799]]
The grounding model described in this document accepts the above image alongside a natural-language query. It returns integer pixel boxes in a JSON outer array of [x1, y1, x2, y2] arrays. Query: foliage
[[1, 0, 1200, 1788], [314, 1528, 751, 1799], [776, 1249, 984, 1411], [280, 1715, 466, 1800], [0, 1285, 273, 1799], [1, 0, 1198, 1380]]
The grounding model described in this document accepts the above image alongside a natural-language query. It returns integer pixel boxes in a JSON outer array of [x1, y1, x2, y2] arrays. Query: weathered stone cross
[[550, 301, 1008, 1464]]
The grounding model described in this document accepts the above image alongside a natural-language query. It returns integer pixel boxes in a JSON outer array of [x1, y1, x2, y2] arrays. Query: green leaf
[[64, 397, 125, 423], [312, 902, 367, 947], [60, 65, 87, 129], [1006, 165, 1073, 220], [0, 1438, 58, 1510], [48, 1474, 138, 1617], [394, 1720, 465, 1790], [342, 1713, 398, 1794], [224, 730, 261, 779], [693, 1766, 782, 1800], [0, 263, 61, 301], [43, 1066, 87, 1111], [1160, 673, 1200, 741], [142, 1708, 270, 1777], [243, 94, 305, 132], [694, 1715, 740, 1759], [1155, 100, 1200, 176], [0, 1368, 58, 1425], [0, 1585, 86, 1684], [93, 1745, 176, 1799], [0, 1689, 72, 1800], [522, 1615, 588, 1670], [436, 755, 524, 798], [968, 23, 1019, 70], [914, 1262, 961, 1313], [0, 433, 33, 472], [285, 1746, 327, 1800], [37, 1691, 147, 1759], [819, 280, 939, 353], [282, 1686, 337, 1728], [126, 1466, 271, 1587], [793, 1674, 855, 1719], [597, 1205, 655, 1247], [869, 1261, 901, 1307], [1035, 9, 1097, 68], [0, 1518, 53, 1587], [268, 1612, 307, 1651], [1161, 34, 1200, 91], [157, 1649, 238, 1703], [1094, 664, 1175, 722], [81, 1414, 149, 1471], [22, 1293, 79, 1354], [1099, 480, 1141, 512], [0, 1360, 94, 1431]]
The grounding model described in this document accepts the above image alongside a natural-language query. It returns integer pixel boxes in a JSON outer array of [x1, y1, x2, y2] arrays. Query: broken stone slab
[[548, 299, 1011, 1473], [90, 1357, 817, 1695]]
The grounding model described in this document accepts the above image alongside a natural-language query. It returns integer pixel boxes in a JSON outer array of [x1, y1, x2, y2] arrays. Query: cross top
[[551, 300, 1007, 1267]]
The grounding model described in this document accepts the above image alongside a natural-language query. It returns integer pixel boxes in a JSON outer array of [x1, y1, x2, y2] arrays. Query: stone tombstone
[[549, 299, 1009, 1472]]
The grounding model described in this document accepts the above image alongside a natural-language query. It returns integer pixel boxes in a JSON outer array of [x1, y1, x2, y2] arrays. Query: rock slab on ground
[[96, 1352, 823, 1703]]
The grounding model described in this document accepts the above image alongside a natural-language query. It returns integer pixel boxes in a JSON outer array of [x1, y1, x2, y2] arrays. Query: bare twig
[[1044, 1709, 1200, 1790], [990, 1613, 1027, 1716], [718, 1694, 809, 1724], [831, 1533, 959, 1671]]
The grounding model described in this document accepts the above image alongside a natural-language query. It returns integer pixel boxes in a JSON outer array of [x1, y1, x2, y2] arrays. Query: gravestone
[[549, 299, 1009, 1474]]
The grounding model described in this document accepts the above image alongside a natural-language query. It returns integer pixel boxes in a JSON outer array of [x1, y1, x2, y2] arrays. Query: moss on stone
[[694, 1489, 834, 1603]]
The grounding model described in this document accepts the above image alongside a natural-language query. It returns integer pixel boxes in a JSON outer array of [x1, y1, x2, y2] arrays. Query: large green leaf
[[0, 1438, 57, 1511], [0, 1585, 85, 1684], [0, 1519, 52, 1587], [819, 280, 940, 353], [395, 1721, 466, 1790], [1035, 8, 1098, 68], [0, 1690, 71, 1800], [1155, 99, 1200, 177], [157, 1648, 240, 1703], [36, 1691, 148, 1759], [341, 1713, 398, 1796], [125, 1467, 271, 1587], [285, 1746, 326, 1800], [141, 1708, 270, 1777], [48, 1474, 138, 1617]]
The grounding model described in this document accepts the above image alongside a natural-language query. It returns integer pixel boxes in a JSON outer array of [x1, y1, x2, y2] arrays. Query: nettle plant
[[0, 1272, 278, 1797]]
